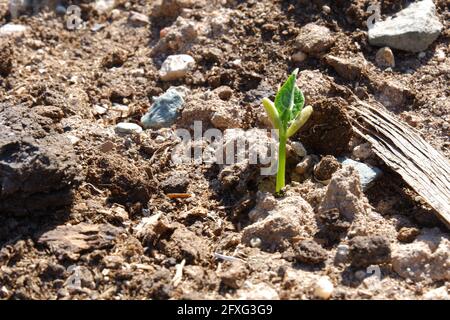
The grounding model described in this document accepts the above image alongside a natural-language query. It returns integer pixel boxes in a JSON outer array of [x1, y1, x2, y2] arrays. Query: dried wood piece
[[349, 101, 450, 228], [38, 223, 124, 260]]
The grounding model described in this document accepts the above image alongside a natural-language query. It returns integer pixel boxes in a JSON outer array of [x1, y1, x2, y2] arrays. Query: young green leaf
[[262, 97, 282, 130], [274, 69, 299, 129], [292, 86, 305, 120], [286, 105, 313, 138], [261, 69, 312, 194]]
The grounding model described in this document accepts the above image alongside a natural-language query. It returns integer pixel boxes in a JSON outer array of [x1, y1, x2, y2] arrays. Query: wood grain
[[348, 100, 450, 228]]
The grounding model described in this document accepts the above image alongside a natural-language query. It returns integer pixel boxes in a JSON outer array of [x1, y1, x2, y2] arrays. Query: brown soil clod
[[297, 98, 353, 156]]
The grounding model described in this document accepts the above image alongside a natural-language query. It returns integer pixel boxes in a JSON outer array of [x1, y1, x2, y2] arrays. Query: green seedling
[[262, 69, 313, 194]]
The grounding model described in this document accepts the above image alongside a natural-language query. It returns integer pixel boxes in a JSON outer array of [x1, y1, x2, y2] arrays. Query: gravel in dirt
[[0, 0, 448, 300]]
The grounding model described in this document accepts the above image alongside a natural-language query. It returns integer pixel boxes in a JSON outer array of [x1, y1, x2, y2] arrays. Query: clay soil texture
[[0, 0, 449, 300]]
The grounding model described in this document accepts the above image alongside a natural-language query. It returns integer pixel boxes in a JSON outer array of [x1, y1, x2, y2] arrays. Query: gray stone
[[141, 87, 188, 129], [114, 122, 143, 134], [338, 158, 382, 191], [368, 0, 443, 53]]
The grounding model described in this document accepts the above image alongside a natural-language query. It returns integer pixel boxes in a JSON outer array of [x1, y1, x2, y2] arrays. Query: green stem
[[276, 133, 287, 193]]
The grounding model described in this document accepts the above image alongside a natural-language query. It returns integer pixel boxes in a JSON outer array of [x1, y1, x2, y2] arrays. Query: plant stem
[[276, 133, 287, 193]]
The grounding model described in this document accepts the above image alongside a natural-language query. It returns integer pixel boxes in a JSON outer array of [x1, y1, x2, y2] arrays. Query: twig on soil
[[214, 253, 246, 263], [172, 259, 186, 287], [81, 182, 105, 195], [166, 193, 192, 199]]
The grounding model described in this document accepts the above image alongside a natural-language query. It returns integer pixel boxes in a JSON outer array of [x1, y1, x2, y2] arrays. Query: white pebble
[[314, 276, 334, 299], [322, 5, 331, 14], [292, 51, 307, 63], [115, 122, 143, 134], [423, 286, 449, 300], [250, 237, 262, 248], [435, 49, 446, 62], [0, 23, 28, 37], [93, 104, 107, 115], [159, 54, 196, 81], [110, 9, 121, 20]]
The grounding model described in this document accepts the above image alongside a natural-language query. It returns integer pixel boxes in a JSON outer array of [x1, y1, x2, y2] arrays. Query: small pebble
[[55, 5, 67, 15], [93, 105, 107, 115], [338, 158, 382, 191], [435, 49, 445, 62], [292, 51, 307, 63], [314, 276, 334, 299], [291, 141, 307, 158], [423, 286, 449, 300], [110, 9, 121, 20], [128, 11, 149, 27], [66, 134, 80, 145], [418, 52, 426, 59], [295, 155, 318, 175], [115, 122, 143, 134], [322, 5, 331, 14], [159, 54, 196, 81], [0, 23, 28, 37], [352, 143, 373, 160], [250, 237, 262, 248], [334, 244, 350, 264], [375, 47, 395, 68]]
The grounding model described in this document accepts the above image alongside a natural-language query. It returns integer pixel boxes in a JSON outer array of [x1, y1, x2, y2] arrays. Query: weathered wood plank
[[348, 101, 450, 228]]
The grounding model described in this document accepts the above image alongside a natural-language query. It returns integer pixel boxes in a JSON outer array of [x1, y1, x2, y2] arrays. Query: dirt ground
[[0, 0, 449, 300]]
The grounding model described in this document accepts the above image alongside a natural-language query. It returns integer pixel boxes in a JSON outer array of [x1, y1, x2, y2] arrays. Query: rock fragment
[[338, 158, 382, 191], [375, 47, 395, 68], [318, 166, 371, 221], [128, 11, 149, 27], [159, 54, 196, 81], [392, 228, 450, 281], [0, 23, 28, 38], [141, 87, 188, 129], [242, 192, 317, 251], [295, 23, 334, 54], [368, 0, 443, 52], [114, 123, 143, 134], [236, 282, 279, 300], [325, 55, 367, 80], [313, 276, 334, 299]]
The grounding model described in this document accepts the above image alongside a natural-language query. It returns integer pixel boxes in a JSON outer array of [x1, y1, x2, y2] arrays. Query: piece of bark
[[348, 101, 450, 228], [38, 223, 124, 260]]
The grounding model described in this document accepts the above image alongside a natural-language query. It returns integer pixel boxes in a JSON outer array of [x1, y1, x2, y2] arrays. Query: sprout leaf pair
[[262, 69, 313, 193]]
